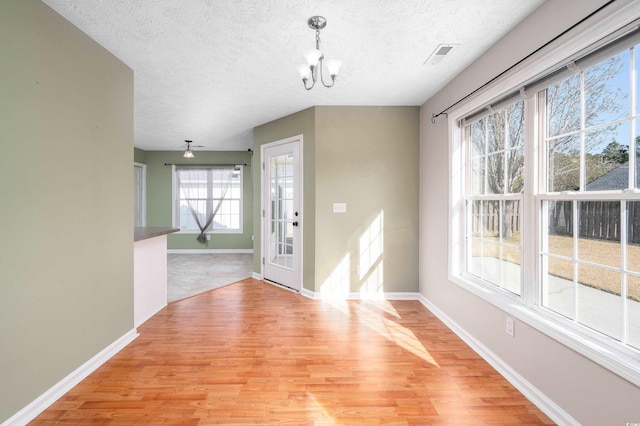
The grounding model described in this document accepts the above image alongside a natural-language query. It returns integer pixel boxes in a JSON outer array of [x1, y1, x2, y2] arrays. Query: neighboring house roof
[[585, 162, 629, 190]]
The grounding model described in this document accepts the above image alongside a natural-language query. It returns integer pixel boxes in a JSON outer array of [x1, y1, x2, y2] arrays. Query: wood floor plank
[[30, 279, 555, 425]]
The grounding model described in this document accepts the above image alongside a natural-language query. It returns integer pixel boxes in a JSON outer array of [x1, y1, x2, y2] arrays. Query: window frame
[[448, 1, 640, 387], [171, 165, 244, 235]]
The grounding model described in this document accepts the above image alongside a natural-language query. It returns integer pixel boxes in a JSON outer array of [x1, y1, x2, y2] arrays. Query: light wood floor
[[32, 279, 554, 425]]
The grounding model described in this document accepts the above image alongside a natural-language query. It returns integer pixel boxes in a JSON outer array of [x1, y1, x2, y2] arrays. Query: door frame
[[260, 135, 303, 291], [134, 162, 147, 227]]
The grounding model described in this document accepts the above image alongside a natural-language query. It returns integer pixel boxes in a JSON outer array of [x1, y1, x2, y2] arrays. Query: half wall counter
[[134, 227, 179, 327]]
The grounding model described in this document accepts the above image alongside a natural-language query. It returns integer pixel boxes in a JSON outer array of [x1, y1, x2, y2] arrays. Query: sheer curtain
[[177, 166, 234, 244]]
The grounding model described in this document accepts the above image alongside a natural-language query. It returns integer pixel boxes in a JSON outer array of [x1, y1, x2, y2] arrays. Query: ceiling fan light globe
[[183, 149, 194, 158]]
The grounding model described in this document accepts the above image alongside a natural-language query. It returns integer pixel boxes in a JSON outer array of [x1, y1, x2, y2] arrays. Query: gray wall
[[253, 106, 419, 294], [0, 0, 134, 422], [419, 0, 640, 424], [143, 150, 253, 250]]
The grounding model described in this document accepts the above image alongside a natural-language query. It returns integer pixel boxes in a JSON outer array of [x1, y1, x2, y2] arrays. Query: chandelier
[[297, 16, 342, 90], [183, 140, 194, 158]]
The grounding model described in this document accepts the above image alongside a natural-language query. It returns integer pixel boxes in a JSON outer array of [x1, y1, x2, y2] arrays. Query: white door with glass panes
[[262, 137, 302, 291]]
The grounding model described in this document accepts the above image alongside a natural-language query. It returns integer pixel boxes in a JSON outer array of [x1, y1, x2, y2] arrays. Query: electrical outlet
[[206, 234, 211, 241], [506, 317, 515, 337]]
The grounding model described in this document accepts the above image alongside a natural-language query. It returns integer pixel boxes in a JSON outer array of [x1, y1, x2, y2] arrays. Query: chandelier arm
[[318, 59, 336, 88], [303, 78, 315, 90]]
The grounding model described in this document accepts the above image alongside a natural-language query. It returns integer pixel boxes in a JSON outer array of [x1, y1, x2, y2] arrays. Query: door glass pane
[[269, 153, 294, 269]]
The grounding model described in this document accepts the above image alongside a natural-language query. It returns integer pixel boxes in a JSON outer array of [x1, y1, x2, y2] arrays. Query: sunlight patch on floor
[[356, 301, 439, 367]]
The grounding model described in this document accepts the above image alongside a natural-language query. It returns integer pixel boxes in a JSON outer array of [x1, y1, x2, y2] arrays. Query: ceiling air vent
[[424, 44, 458, 66]]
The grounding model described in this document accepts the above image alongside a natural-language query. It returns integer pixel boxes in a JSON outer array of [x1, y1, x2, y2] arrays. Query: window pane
[[584, 50, 630, 128], [585, 123, 629, 190], [502, 200, 521, 295], [486, 152, 504, 194], [470, 157, 485, 195], [487, 110, 505, 153], [628, 201, 640, 273], [636, 45, 640, 115], [547, 74, 581, 137], [507, 100, 525, 148], [177, 168, 241, 231], [578, 201, 621, 268], [628, 274, 640, 350], [547, 201, 574, 257], [469, 237, 483, 278], [635, 118, 640, 189], [502, 200, 521, 241], [470, 121, 485, 157], [501, 248, 521, 295], [548, 135, 580, 191], [507, 148, 524, 193], [577, 264, 621, 340], [481, 240, 501, 285], [543, 256, 575, 320]]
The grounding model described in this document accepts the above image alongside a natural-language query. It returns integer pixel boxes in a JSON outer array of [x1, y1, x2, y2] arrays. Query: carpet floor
[[167, 253, 253, 303]]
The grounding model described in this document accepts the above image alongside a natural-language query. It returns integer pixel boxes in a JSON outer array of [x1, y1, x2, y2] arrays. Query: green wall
[[143, 150, 254, 250], [253, 108, 316, 290], [253, 106, 419, 294], [0, 0, 134, 422], [134, 147, 146, 164], [315, 106, 420, 294]]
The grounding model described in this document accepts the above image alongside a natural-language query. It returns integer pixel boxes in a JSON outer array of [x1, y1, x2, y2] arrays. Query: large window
[[466, 101, 524, 296], [541, 48, 640, 347], [174, 166, 242, 233], [452, 17, 640, 385]]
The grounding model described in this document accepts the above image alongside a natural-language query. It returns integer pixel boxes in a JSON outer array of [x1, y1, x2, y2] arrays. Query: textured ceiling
[[42, 0, 545, 151]]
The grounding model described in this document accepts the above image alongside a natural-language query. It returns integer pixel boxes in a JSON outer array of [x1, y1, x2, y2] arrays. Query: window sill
[[449, 271, 640, 388], [175, 229, 243, 235]]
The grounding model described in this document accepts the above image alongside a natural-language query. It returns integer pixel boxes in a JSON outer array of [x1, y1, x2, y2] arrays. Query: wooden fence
[[472, 199, 640, 244], [549, 200, 640, 244]]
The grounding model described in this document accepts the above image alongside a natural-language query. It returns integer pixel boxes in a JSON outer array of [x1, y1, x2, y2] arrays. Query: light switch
[[333, 203, 347, 213]]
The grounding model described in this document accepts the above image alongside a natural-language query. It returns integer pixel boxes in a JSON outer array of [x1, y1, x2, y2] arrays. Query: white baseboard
[[2, 329, 138, 426], [300, 290, 420, 301], [251, 272, 262, 280], [168, 249, 253, 254], [301, 287, 315, 299], [417, 294, 578, 426]]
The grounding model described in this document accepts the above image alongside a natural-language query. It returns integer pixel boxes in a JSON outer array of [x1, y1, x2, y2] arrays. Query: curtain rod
[[164, 163, 247, 167], [430, 0, 616, 124]]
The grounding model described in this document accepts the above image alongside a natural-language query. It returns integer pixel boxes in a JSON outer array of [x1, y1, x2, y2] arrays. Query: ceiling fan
[[182, 140, 204, 158]]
